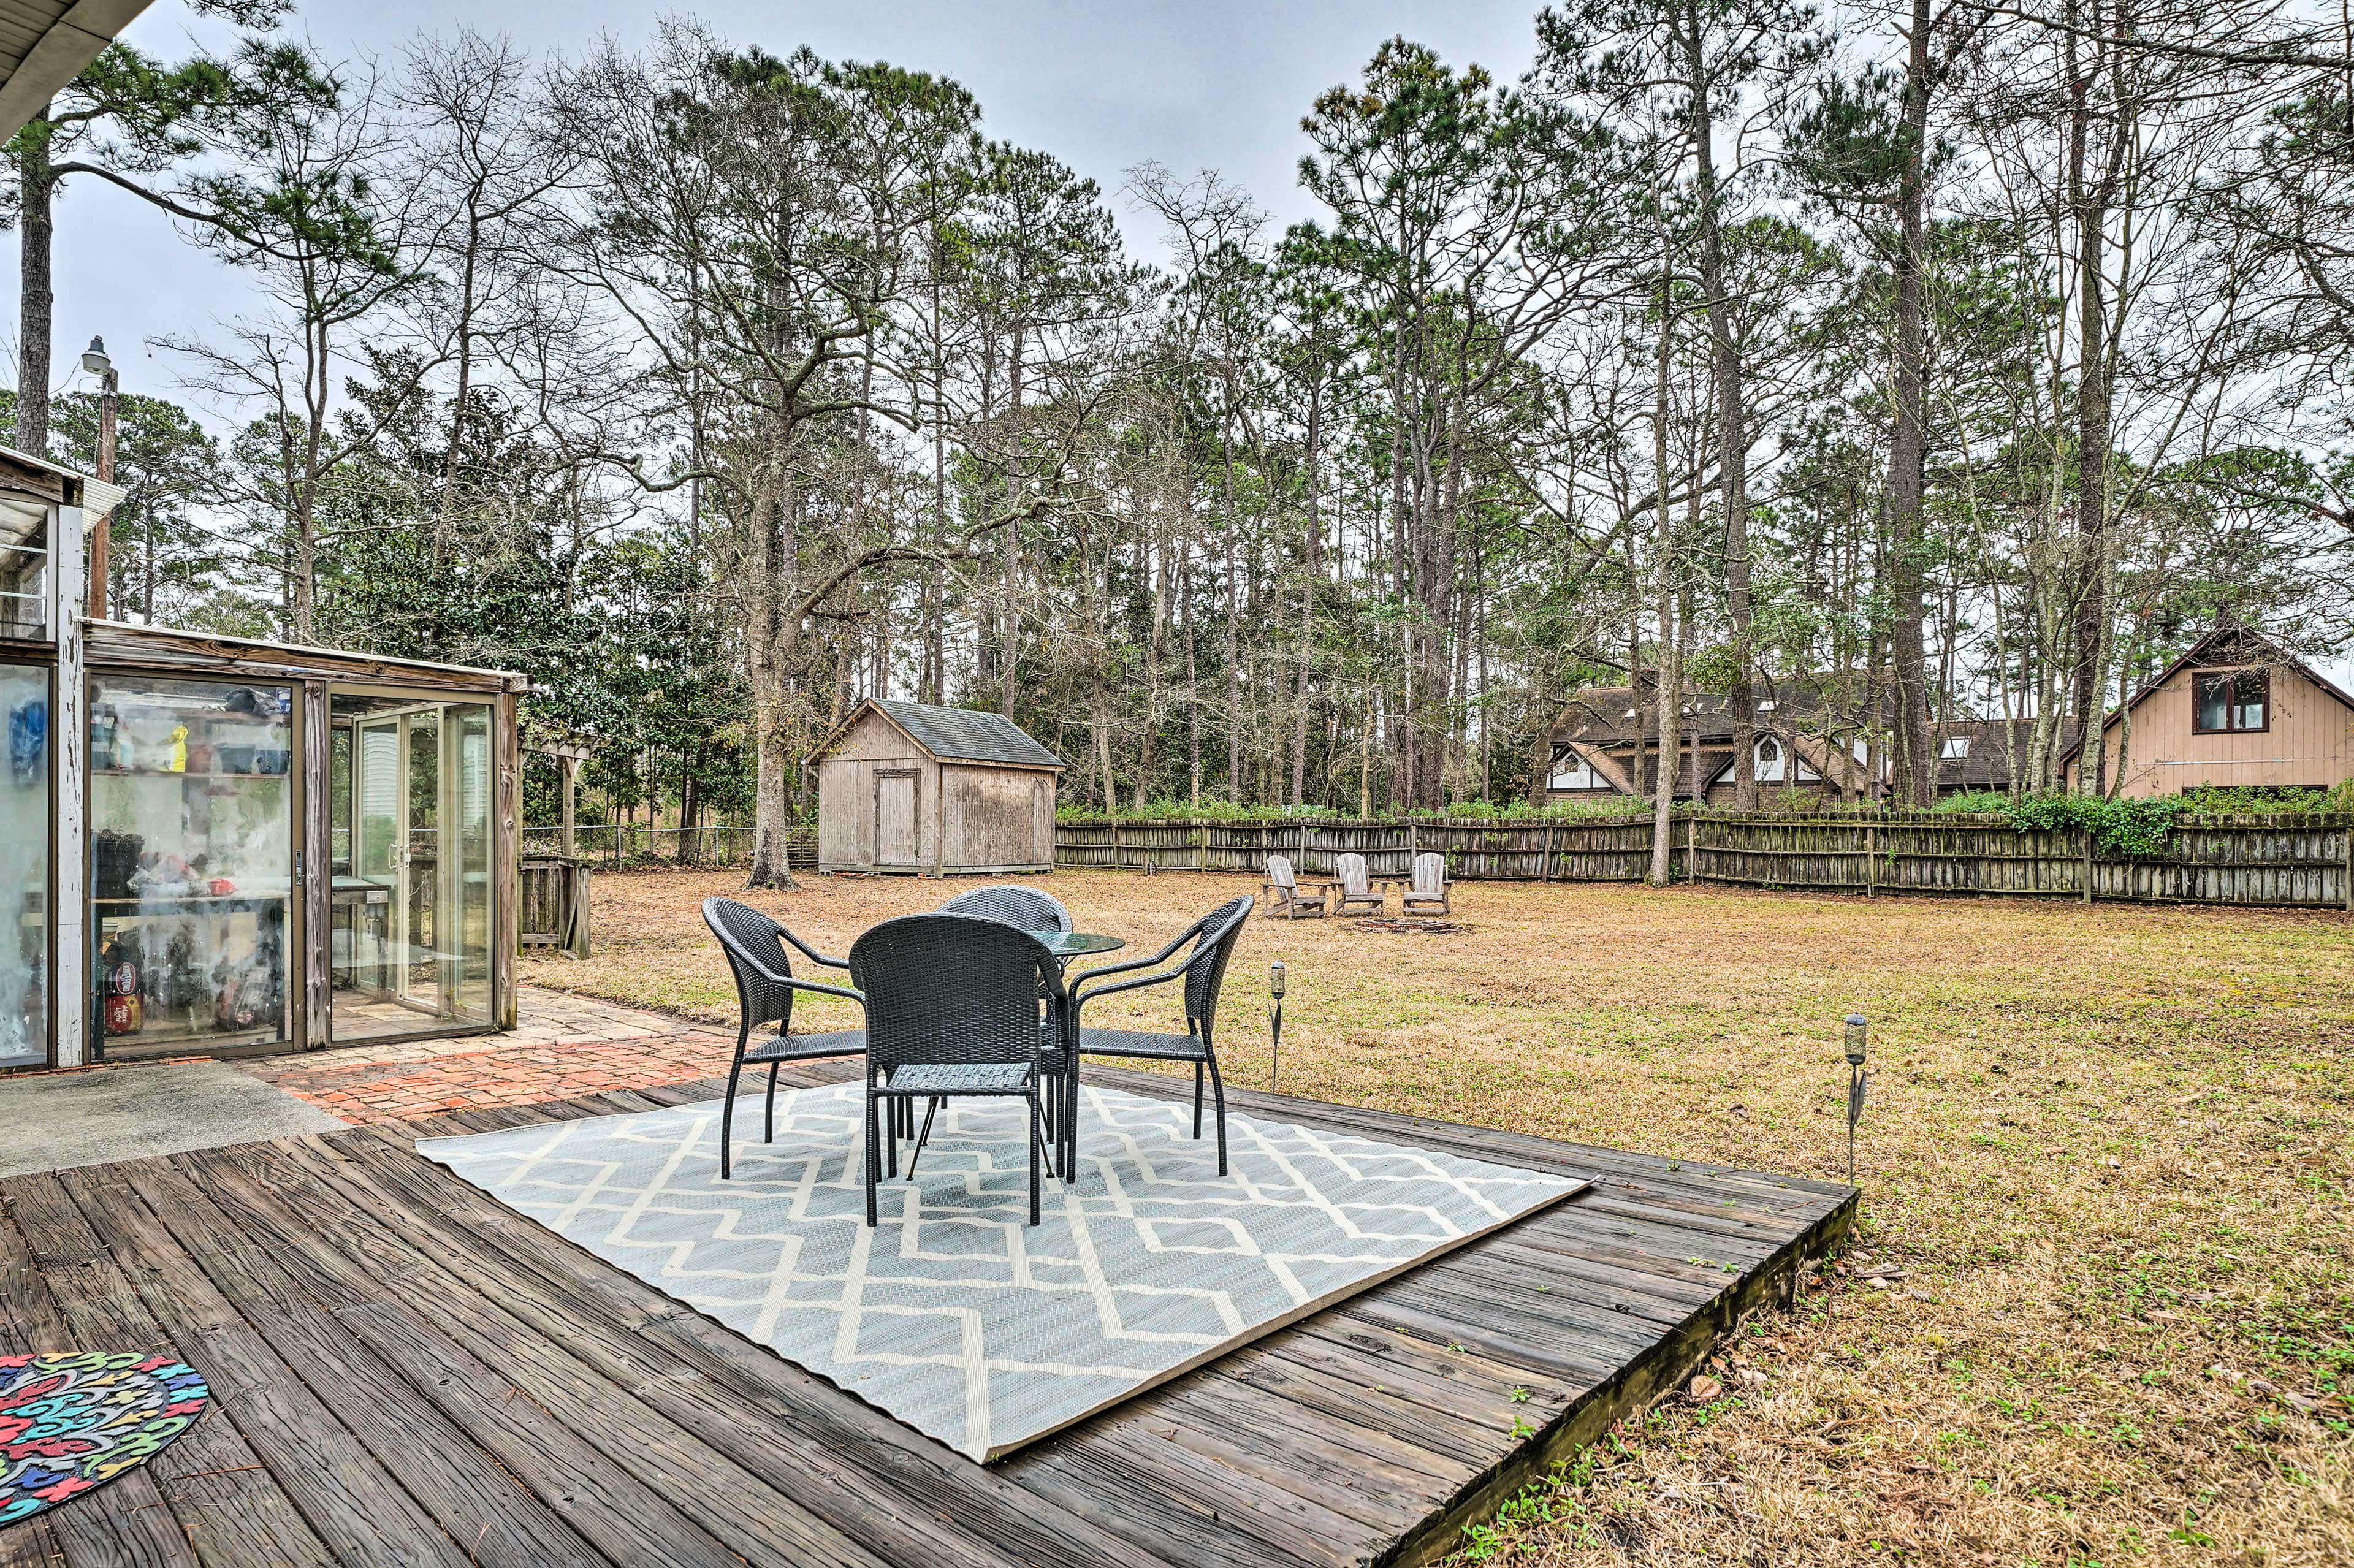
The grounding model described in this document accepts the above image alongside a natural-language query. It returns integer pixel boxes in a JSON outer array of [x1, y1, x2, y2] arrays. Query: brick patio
[[242, 989, 741, 1124]]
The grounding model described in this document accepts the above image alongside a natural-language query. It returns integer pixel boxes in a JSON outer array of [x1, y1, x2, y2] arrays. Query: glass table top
[[1030, 930, 1125, 957]]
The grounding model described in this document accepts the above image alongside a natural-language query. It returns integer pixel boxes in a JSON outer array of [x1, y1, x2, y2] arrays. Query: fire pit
[[1355, 919, 1465, 935]]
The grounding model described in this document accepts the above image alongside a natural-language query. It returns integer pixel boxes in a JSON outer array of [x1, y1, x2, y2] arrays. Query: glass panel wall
[[89, 674, 292, 1057], [0, 498, 49, 641], [329, 692, 494, 1040], [0, 661, 48, 1067]]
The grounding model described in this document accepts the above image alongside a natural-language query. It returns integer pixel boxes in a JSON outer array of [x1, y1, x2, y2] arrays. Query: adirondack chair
[[1331, 851, 1385, 916], [1260, 854, 1330, 919], [1398, 851, 1452, 916]]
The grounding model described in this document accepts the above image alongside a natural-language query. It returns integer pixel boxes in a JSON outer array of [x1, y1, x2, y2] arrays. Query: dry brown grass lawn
[[521, 869, 2353, 1567]]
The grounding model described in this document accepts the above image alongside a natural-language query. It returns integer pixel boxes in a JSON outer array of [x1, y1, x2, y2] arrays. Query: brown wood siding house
[[2062, 628, 2354, 797], [809, 699, 1062, 875]]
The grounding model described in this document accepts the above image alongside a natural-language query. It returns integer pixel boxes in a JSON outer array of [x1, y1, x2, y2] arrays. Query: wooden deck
[[0, 1064, 1854, 1568]]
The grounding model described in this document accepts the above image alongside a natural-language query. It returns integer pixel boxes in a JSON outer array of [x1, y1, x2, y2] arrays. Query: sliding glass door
[[329, 691, 493, 1041]]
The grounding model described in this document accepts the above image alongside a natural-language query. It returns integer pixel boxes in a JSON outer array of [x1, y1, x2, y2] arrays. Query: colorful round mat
[[1, 1352, 210, 1528]]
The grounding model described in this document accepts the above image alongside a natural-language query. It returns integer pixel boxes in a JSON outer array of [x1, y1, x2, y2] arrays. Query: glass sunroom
[[0, 446, 524, 1072]]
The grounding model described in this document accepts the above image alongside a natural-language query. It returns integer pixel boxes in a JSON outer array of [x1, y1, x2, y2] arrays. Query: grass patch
[[522, 869, 2353, 1566]]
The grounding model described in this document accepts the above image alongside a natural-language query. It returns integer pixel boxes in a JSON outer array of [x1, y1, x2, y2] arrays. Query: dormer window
[[1758, 699, 1777, 712], [1754, 736, 1786, 783], [1941, 737, 1971, 759], [2193, 669, 2268, 734], [1549, 748, 1605, 790]]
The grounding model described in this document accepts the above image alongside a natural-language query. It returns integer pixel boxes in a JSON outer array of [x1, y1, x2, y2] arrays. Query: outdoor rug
[[1, 1352, 211, 1526], [418, 1082, 1586, 1460]]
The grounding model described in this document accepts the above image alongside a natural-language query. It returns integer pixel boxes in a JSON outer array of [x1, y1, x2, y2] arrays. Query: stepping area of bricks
[[242, 990, 743, 1125]]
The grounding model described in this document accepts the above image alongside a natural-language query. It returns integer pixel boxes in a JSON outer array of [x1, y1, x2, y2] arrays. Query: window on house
[[1754, 736, 1786, 783], [1941, 737, 1971, 759], [2192, 669, 2268, 734], [1549, 748, 1604, 790]]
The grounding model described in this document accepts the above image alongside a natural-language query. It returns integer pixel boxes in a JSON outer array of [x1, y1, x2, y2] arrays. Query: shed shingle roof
[[867, 700, 1063, 769]]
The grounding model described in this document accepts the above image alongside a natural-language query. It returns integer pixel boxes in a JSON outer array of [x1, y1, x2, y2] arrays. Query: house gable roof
[[2058, 627, 2354, 766], [811, 699, 1064, 770]]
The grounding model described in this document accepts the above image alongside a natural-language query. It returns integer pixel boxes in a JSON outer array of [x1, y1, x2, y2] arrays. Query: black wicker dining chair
[[939, 883, 1073, 1143], [1063, 894, 1255, 1176], [701, 898, 869, 1180], [850, 913, 1062, 1227], [937, 883, 1072, 934]]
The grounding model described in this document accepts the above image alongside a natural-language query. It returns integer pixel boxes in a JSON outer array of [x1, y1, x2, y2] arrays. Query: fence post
[[1110, 817, 1121, 870], [2325, 810, 2344, 908], [1683, 812, 1696, 883], [1198, 821, 1207, 872], [1542, 821, 1556, 881], [1865, 821, 1876, 898], [2082, 827, 2095, 904]]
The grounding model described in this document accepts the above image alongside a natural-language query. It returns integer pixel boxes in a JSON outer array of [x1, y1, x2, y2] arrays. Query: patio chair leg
[[905, 1097, 940, 1179], [1206, 1053, 1228, 1176], [1028, 1092, 1043, 1226], [720, 1046, 745, 1181], [864, 1087, 880, 1227], [1063, 1059, 1080, 1182], [764, 1062, 780, 1144], [1192, 1062, 1203, 1138]]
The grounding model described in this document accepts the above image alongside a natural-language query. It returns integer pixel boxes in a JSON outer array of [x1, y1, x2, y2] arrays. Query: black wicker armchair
[[937, 883, 1072, 934], [850, 913, 1063, 1227], [1064, 894, 1255, 1176], [701, 898, 869, 1180], [940, 883, 1074, 1142]]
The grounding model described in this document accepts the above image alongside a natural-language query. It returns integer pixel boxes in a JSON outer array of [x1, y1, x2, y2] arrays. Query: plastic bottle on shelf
[[101, 933, 142, 1035], [169, 725, 188, 773]]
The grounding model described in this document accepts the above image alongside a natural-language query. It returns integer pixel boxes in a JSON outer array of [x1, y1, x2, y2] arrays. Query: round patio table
[[1029, 930, 1124, 963], [1029, 933, 1122, 1174]]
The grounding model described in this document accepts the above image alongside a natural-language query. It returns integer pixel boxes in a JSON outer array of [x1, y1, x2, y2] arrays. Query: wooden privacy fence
[[1052, 812, 2354, 910], [519, 854, 592, 956]]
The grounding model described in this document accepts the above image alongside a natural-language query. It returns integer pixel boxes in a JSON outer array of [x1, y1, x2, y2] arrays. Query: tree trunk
[[1883, 0, 1937, 808], [1649, 294, 1679, 887], [1685, 25, 1757, 812], [1290, 378, 1322, 805], [2066, 6, 2114, 794], [15, 113, 54, 458]]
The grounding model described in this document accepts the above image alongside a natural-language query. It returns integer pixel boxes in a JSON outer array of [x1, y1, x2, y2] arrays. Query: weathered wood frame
[[9, 612, 526, 1070]]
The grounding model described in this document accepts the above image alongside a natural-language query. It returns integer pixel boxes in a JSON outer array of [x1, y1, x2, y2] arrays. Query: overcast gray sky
[[10, 0, 1543, 414]]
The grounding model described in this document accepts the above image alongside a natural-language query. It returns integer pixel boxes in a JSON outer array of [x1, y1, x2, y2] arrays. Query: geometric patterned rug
[[419, 1082, 1585, 1460]]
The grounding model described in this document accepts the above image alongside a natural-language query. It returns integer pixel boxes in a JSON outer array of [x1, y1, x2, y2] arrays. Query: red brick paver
[[243, 990, 742, 1125]]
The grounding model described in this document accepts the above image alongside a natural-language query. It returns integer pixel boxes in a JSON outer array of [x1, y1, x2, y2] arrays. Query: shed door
[[875, 772, 919, 869]]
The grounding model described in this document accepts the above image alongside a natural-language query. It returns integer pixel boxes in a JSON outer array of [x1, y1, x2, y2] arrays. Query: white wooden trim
[[51, 506, 86, 1067]]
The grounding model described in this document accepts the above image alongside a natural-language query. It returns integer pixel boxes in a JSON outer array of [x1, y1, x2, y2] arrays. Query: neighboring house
[[1544, 678, 1878, 805], [1930, 717, 2082, 797], [1545, 681, 2068, 804], [2060, 627, 2354, 797]]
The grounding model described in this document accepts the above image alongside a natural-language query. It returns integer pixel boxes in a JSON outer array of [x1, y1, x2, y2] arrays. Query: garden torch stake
[[1844, 1013, 1868, 1186], [1268, 961, 1286, 1095]]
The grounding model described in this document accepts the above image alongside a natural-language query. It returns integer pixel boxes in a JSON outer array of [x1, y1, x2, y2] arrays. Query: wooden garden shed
[[809, 699, 1061, 876]]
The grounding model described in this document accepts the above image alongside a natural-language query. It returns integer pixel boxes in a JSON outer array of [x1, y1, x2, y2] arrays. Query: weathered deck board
[[1, 1064, 1853, 1568]]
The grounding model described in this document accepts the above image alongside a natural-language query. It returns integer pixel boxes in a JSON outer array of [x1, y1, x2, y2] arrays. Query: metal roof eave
[[0, 2, 155, 142]]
